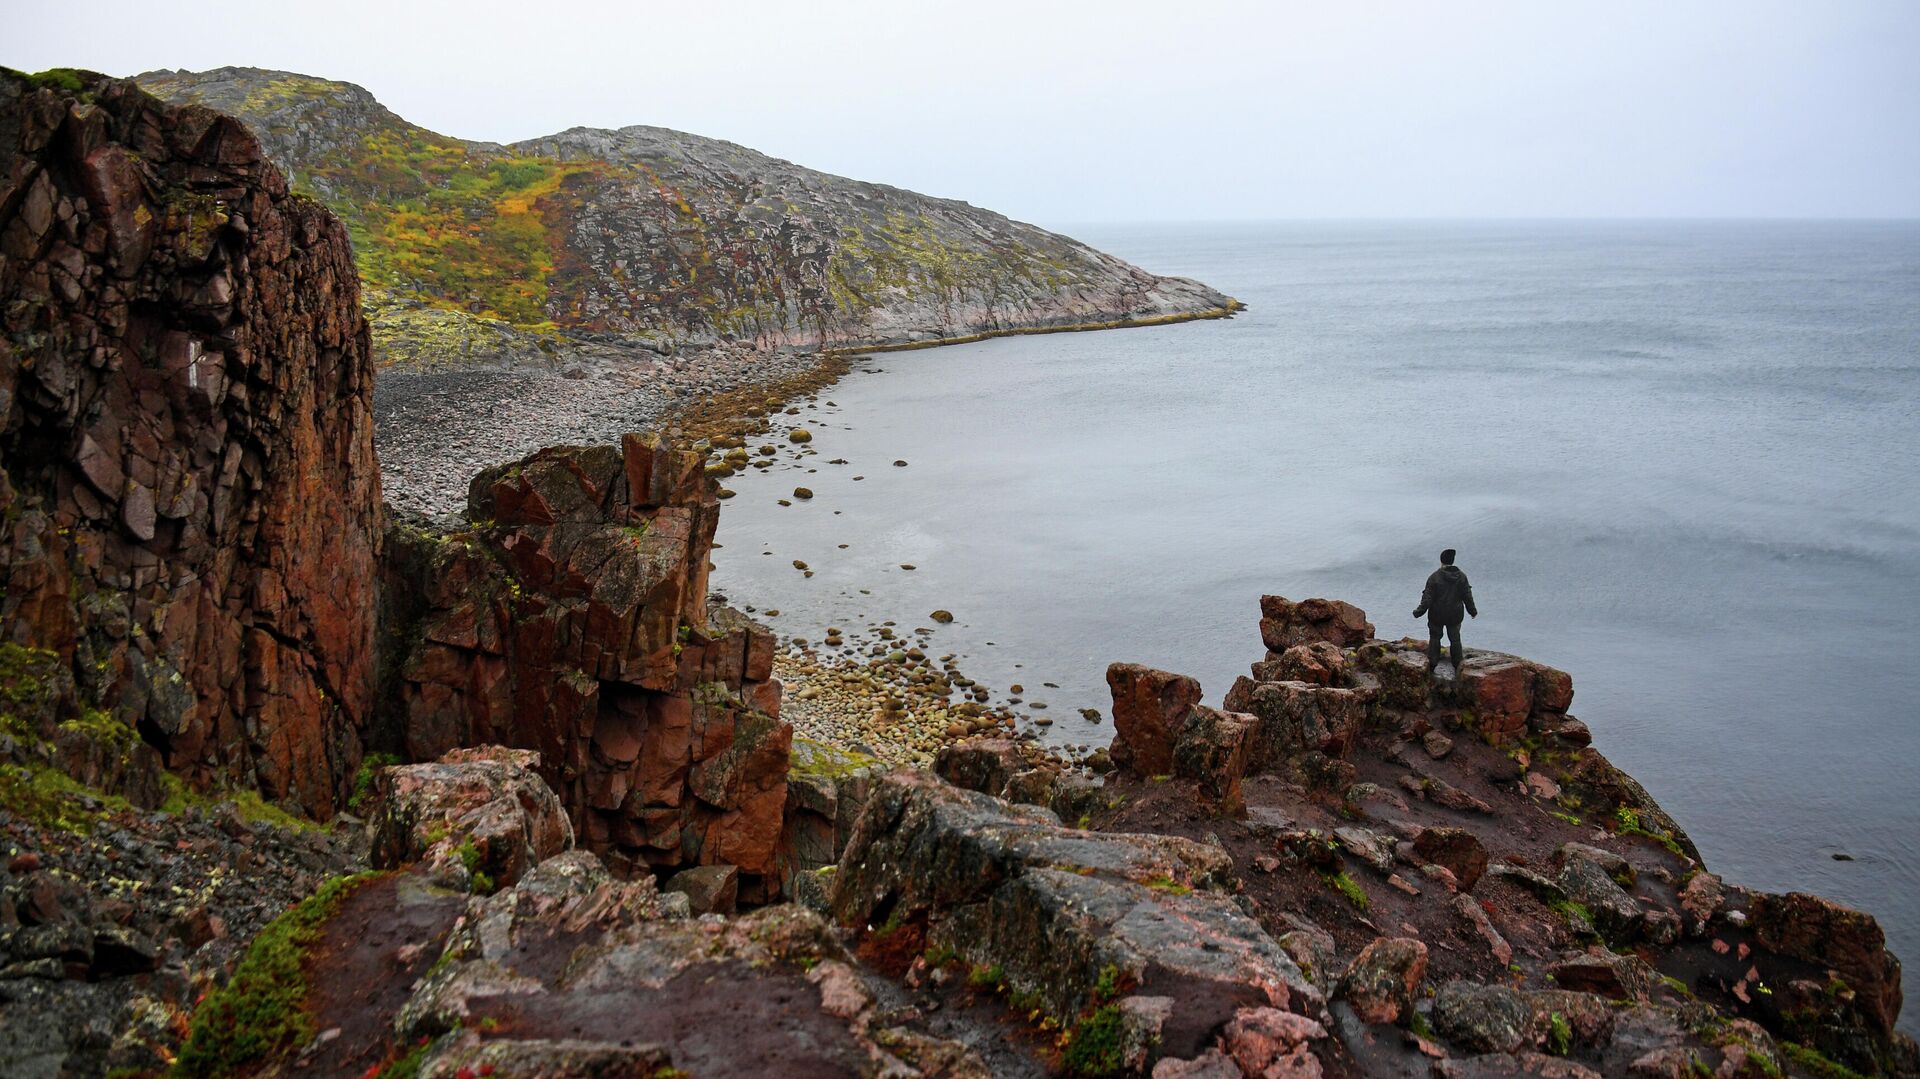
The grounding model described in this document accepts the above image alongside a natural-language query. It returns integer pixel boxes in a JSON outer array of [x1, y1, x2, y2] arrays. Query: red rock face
[[0, 72, 382, 815], [1105, 662, 1203, 776], [1259, 595, 1374, 651], [384, 435, 788, 888]]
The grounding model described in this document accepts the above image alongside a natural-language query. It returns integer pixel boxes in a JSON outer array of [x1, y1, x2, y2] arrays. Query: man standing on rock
[[1413, 549, 1477, 674]]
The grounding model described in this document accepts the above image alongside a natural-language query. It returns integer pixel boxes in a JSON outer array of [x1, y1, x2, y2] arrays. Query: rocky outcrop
[[0, 69, 382, 816], [381, 434, 790, 893], [370, 745, 574, 892], [832, 769, 1322, 1068], [1093, 594, 1917, 1077], [139, 67, 1239, 369]]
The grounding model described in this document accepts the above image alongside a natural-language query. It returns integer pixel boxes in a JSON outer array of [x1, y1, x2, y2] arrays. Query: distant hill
[[139, 67, 1237, 366]]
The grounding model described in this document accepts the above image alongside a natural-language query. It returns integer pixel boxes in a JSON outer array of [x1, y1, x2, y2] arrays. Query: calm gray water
[[710, 221, 1920, 1026]]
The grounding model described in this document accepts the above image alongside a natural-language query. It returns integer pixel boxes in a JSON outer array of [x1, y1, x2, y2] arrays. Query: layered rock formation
[[380, 435, 789, 893], [0, 68, 383, 815], [137, 67, 1239, 367], [0, 71, 790, 887], [1099, 596, 1914, 1076]]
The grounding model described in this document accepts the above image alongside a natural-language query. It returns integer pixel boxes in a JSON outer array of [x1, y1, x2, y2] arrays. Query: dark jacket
[[1414, 565, 1476, 624]]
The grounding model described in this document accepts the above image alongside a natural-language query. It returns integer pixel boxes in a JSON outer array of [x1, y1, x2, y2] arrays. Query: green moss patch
[[171, 871, 383, 1077], [1061, 1004, 1128, 1077], [1320, 869, 1370, 911]]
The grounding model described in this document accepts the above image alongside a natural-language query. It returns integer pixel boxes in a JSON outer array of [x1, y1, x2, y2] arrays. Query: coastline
[[374, 299, 1243, 520]]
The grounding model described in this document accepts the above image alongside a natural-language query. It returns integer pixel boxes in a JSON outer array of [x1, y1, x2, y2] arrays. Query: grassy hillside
[[142, 67, 1235, 365]]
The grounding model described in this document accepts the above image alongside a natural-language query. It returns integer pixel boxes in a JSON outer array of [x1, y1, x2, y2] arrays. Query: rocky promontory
[[138, 66, 1239, 367]]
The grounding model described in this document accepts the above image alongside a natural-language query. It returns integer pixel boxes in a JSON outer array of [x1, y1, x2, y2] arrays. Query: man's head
[[1440, 548, 1456, 566]]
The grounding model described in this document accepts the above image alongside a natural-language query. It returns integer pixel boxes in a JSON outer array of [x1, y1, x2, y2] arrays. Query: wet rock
[[834, 771, 1312, 1046], [1554, 855, 1642, 943], [1519, 989, 1615, 1050], [1556, 843, 1632, 883], [1415, 827, 1489, 891], [1460, 658, 1537, 738], [1748, 890, 1904, 1041], [87, 926, 159, 977], [1263, 642, 1351, 686], [1453, 893, 1514, 966], [1434, 1052, 1603, 1078], [1545, 949, 1655, 1001], [1106, 663, 1203, 776], [1172, 706, 1256, 808], [1152, 1049, 1243, 1078], [1354, 642, 1431, 711], [1277, 923, 1340, 989], [420, 1038, 673, 1078], [1003, 768, 1056, 807], [1337, 937, 1428, 1024], [1334, 827, 1398, 875], [932, 737, 1024, 798], [1678, 871, 1724, 937], [1220, 1005, 1327, 1077], [1258, 596, 1374, 650], [371, 746, 574, 891], [1435, 980, 1533, 1053], [665, 864, 739, 915], [1243, 681, 1370, 761]]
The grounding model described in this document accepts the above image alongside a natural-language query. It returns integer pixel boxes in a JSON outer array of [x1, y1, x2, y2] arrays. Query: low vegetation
[[171, 871, 384, 1077]]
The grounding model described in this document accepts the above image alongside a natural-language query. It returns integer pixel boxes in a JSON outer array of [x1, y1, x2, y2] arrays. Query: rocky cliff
[[0, 67, 791, 868], [380, 436, 790, 896], [137, 67, 1238, 367], [0, 67, 383, 816]]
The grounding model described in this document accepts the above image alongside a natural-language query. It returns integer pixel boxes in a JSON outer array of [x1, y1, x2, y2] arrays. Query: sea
[[708, 220, 1920, 1028]]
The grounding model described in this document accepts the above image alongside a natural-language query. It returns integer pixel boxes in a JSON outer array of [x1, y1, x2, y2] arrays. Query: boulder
[[665, 864, 739, 915], [1220, 1006, 1327, 1077], [1259, 596, 1375, 650], [1748, 890, 1904, 1039], [932, 737, 1025, 798], [1677, 871, 1724, 937], [1460, 657, 1536, 737], [1244, 681, 1370, 762], [371, 746, 574, 890], [1553, 855, 1643, 943], [1337, 937, 1428, 1024], [780, 736, 878, 890], [1106, 663, 1202, 776], [1354, 642, 1431, 711], [1415, 827, 1489, 891], [1171, 706, 1255, 807], [1434, 980, 1533, 1053], [1545, 949, 1654, 1001], [1259, 642, 1351, 687]]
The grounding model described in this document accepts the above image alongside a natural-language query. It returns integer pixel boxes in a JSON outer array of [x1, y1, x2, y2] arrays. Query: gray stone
[[1434, 980, 1533, 1053]]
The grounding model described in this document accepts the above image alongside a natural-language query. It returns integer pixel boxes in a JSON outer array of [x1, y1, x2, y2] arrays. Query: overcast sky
[[7, 0, 1918, 225]]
